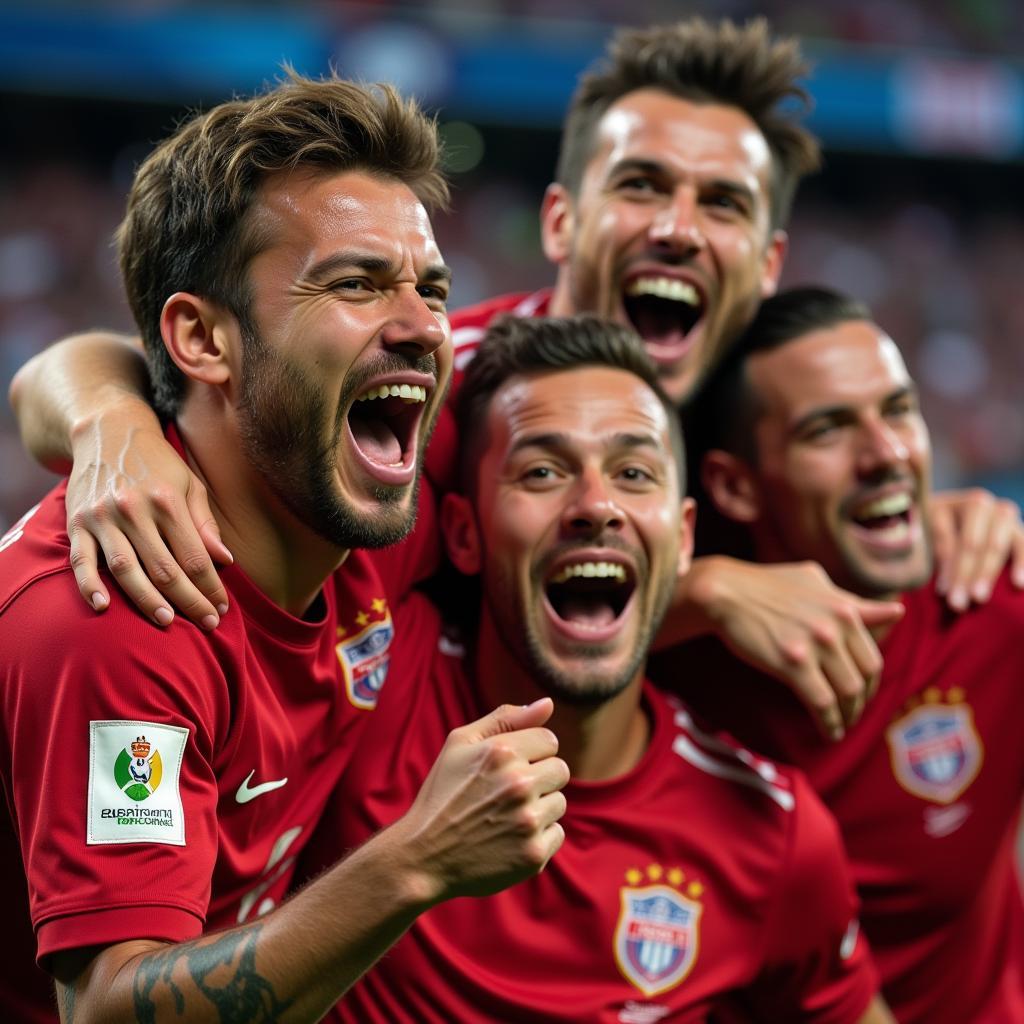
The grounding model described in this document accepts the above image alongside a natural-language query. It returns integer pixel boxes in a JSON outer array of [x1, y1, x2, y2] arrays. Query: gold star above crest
[[355, 611, 370, 627], [646, 864, 663, 882], [335, 625, 347, 638], [371, 598, 387, 614], [686, 881, 704, 899], [667, 868, 685, 887], [625, 868, 643, 886]]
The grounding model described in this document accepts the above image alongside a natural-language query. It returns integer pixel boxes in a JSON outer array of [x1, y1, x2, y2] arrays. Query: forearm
[[9, 331, 153, 472], [58, 823, 436, 1024]]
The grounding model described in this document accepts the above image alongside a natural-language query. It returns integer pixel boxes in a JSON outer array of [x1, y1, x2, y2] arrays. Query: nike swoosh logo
[[235, 770, 289, 804]]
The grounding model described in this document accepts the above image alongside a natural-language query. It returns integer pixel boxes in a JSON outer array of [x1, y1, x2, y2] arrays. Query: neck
[[473, 609, 650, 782], [546, 271, 577, 318], [177, 406, 348, 617]]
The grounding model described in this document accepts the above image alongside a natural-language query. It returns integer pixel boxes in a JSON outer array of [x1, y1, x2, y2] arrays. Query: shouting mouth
[[345, 376, 432, 487], [623, 275, 705, 366], [847, 490, 919, 554], [543, 557, 638, 642]]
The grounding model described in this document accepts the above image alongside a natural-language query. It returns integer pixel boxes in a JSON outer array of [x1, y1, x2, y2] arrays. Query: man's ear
[[759, 229, 788, 299], [441, 492, 482, 576], [540, 183, 575, 265], [160, 292, 233, 387], [677, 496, 697, 577], [701, 449, 762, 524]]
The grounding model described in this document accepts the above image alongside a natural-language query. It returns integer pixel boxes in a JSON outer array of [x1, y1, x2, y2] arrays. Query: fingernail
[[217, 604, 229, 616], [90, 592, 108, 610], [949, 586, 968, 610], [1014, 568, 1024, 589], [201, 615, 219, 631], [831, 726, 845, 742], [971, 581, 991, 602], [154, 607, 174, 626]]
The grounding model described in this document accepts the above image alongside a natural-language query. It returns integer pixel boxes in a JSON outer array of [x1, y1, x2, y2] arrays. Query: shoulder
[[0, 486, 72, 613], [664, 696, 799, 815], [450, 289, 552, 364]]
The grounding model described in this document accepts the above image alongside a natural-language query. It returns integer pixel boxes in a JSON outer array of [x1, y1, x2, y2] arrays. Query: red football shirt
[[0, 428, 438, 1022], [660, 572, 1024, 1024], [301, 592, 878, 1023]]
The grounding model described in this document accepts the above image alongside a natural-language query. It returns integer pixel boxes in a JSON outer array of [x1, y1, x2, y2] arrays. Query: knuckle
[[503, 772, 534, 803], [105, 551, 137, 578], [811, 622, 839, 649], [521, 836, 549, 870], [181, 553, 213, 581], [149, 487, 181, 515], [148, 559, 181, 589], [111, 491, 141, 520], [515, 805, 540, 834]]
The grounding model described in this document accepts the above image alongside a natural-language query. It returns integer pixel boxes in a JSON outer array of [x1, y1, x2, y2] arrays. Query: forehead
[[486, 365, 673, 454], [587, 89, 773, 191], [749, 321, 913, 421], [252, 168, 441, 270]]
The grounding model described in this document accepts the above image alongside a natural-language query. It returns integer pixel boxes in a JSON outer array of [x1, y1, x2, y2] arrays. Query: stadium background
[[1, 0, 1023, 533]]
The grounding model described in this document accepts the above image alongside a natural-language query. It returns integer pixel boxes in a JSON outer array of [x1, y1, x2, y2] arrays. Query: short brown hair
[[456, 314, 686, 495], [117, 70, 449, 417], [556, 17, 820, 232]]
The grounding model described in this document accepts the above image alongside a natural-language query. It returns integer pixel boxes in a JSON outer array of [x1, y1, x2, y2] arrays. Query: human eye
[[616, 463, 662, 490], [703, 190, 750, 218], [417, 283, 449, 308], [329, 277, 372, 294], [800, 419, 841, 444], [518, 463, 565, 489]]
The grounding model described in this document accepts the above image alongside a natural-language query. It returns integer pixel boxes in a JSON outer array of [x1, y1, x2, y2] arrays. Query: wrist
[[69, 390, 163, 454]]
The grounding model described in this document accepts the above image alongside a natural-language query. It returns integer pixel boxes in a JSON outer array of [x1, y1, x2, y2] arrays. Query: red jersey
[[426, 289, 551, 493], [0, 432, 438, 1021], [302, 592, 878, 1024], [660, 572, 1024, 1024]]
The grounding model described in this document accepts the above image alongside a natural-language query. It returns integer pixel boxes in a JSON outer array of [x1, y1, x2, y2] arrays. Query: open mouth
[[345, 380, 430, 487], [543, 559, 637, 640], [623, 276, 704, 364], [848, 492, 917, 550]]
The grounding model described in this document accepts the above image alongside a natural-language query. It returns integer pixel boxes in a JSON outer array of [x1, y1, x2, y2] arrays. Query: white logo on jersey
[[234, 770, 289, 804], [0, 503, 40, 554], [839, 919, 860, 961]]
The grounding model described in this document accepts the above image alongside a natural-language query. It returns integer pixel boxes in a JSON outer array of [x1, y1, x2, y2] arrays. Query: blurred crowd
[[2, 150, 1021, 534]]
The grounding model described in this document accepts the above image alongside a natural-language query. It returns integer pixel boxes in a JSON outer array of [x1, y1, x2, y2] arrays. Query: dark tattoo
[[132, 924, 295, 1023], [59, 982, 75, 1023]]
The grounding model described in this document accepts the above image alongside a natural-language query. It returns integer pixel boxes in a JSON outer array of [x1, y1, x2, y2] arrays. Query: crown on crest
[[131, 735, 151, 758]]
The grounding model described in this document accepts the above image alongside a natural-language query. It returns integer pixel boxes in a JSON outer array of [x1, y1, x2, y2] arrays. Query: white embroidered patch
[[87, 721, 188, 845]]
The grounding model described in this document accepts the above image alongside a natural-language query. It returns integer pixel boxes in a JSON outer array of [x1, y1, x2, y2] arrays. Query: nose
[[562, 468, 624, 537], [380, 286, 448, 358], [648, 187, 705, 254], [857, 418, 910, 474]]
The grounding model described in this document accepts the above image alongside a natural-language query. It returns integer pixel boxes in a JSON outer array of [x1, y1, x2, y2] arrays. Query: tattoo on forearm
[[59, 982, 75, 1023], [132, 924, 295, 1023]]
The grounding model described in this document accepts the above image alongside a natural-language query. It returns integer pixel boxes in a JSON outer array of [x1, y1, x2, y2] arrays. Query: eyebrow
[[306, 251, 452, 286], [789, 385, 918, 437], [606, 158, 757, 201], [508, 431, 666, 458]]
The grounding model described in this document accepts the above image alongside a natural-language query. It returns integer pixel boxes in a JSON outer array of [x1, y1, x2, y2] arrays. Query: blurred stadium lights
[[1, 5, 1023, 159]]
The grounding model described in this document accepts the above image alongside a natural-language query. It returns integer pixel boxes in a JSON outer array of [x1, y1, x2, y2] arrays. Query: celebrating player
[[670, 285, 1024, 1023], [0, 74, 568, 1023], [11, 18, 1022, 746], [304, 313, 894, 1023]]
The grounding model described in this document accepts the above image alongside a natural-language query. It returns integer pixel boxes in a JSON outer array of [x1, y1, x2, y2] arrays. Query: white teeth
[[625, 277, 699, 306], [855, 493, 912, 519], [355, 384, 427, 404], [550, 562, 627, 584]]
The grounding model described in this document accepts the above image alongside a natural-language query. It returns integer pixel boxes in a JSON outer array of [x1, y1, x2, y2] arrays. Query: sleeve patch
[[87, 721, 189, 846]]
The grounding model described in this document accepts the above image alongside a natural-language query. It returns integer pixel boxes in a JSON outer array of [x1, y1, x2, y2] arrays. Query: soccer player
[[0, 75, 568, 1023], [11, 18, 1022, 745], [669, 285, 1024, 1023], [305, 313, 894, 1023]]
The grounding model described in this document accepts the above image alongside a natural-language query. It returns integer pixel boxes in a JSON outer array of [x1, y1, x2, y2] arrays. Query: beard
[[236, 324, 436, 551]]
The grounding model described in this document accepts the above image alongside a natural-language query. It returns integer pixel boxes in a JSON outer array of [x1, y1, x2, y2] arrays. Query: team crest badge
[[886, 694, 983, 804], [337, 608, 393, 710], [114, 735, 163, 801], [614, 869, 702, 997]]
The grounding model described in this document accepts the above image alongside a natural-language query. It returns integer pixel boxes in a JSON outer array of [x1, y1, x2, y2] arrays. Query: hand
[[931, 488, 1024, 610], [393, 698, 569, 903], [686, 558, 904, 741], [67, 408, 233, 629]]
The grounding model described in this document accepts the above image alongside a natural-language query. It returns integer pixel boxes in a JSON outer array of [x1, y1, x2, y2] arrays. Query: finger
[[463, 698, 555, 743], [186, 484, 234, 567], [521, 754, 571, 796], [941, 497, 991, 610], [100, 537, 175, 626], [844, 616, 885, 703], [68, 524, 110, 612], [930, 501, 956, 594], [531, 789, 568, 832], [966, 502, 1017, 603], [537, 820, 566, 865], [1012, 527, 1024, 589], [160, 514, 231, 622], [854, 598, 905, 628], [776, 650, 845, 742], [815, 636, 869, 729]]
